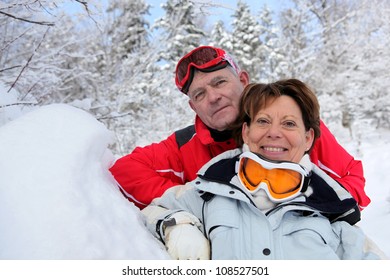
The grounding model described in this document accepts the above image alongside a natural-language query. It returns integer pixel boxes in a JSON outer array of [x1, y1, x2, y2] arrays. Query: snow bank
[[0, 104, 169, 259]]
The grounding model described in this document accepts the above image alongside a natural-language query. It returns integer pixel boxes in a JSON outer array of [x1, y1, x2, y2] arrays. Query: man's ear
[[239, 70, 250, 87], [189, 100, 196, 112]]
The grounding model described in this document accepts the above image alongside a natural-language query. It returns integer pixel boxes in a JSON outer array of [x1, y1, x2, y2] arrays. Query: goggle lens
[[238, 154, 307, 202]]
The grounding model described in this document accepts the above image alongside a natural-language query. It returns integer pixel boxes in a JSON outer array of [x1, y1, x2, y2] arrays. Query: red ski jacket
[[110, 116, 370, 210]]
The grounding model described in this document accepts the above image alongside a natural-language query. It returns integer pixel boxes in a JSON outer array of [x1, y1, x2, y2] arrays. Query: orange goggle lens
[[238, 154, 308, 202]]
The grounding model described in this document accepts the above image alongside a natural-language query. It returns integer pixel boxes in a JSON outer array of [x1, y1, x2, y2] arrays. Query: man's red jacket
[[110, 116, 370, 210]]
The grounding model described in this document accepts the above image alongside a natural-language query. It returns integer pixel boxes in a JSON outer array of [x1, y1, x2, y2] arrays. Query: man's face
[[187, 67, 249, 131]]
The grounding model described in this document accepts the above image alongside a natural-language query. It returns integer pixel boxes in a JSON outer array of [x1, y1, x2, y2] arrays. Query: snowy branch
[[0, 102, 37, 109], [0, 10, 55, 26], [7, 27, 51, 93]]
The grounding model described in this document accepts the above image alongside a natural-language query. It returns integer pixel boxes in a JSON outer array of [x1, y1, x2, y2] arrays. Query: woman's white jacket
[[143, 149, 384, 259]]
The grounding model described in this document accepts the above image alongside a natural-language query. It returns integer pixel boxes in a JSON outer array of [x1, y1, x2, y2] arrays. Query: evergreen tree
[[107, 0, 151, 60], [230, 0, 264, 81], [210, 20, 233, 50], [256, 5, 285, 82], [279, 6, 312, 79], [153, 0, 206, 64]]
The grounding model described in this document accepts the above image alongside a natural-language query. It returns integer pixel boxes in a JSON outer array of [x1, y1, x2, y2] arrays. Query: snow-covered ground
[[0, 100, 389, 260]]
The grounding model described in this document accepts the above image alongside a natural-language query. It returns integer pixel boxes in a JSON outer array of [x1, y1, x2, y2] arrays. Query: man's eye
[[215, 79, 226, 86], [193, 92, 205, 101]]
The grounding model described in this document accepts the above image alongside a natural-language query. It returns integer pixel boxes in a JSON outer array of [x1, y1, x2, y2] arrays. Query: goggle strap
[[301, 173, 311, 193]]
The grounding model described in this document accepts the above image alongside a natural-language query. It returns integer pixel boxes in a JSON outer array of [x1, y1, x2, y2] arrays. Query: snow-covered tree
[[256, 5, 285, 82], [0, 0, 103, 106], [210, 20, 232, 50], [229, 0, 264, 81], [292, 0, 389, 134], [279, 6, 313, 79], [152, 0, 206, 63], [106, 0, 150, 60]]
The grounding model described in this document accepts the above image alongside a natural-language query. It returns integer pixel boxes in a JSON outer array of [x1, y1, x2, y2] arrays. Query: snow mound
[[0, 104, 169, 259]]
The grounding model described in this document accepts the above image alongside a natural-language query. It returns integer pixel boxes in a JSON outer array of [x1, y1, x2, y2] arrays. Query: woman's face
[[242, 95, 314, 163]]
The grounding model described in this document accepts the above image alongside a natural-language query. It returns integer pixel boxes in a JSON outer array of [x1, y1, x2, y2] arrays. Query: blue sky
[[63, 1, 290, 27], [146, 0, 290, 28]]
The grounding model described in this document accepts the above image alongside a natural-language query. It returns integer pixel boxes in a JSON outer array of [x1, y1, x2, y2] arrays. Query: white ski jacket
[[143, 149, 384, 260]]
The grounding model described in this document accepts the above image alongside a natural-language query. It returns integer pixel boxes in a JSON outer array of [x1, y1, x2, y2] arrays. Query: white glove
[[165, 224, 210, 260], [162, 212, 210, 260]]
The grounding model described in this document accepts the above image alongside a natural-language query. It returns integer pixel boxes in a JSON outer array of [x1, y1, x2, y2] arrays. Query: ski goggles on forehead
[[175, 46, 239, 94], [237, 152, 311, 202]]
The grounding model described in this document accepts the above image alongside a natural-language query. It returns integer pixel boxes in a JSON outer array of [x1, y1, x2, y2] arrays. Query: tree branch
[[0, 10, 55, 26], [0, 65, 21, 73], [7, 27, 50, 93], [0, 102, 37, 109]]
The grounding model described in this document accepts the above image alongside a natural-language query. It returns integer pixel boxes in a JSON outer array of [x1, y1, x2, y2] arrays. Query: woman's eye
[[256, 118, 269, 125], [283, 121, 296, 128]]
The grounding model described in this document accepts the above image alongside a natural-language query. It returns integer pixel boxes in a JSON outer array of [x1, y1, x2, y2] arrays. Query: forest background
[[1, 0, 389, 156]]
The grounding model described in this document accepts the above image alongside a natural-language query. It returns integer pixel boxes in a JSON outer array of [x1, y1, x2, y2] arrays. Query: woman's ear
[[242, 122, 249, 145], [305, 128, 315, 151]]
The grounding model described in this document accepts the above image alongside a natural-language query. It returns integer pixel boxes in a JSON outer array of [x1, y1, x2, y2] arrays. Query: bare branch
[[0, 102, 37, 109], [7, 27, 51, 93], [0, 65, 22, 73], [74, 0, 100, 28], [0, 10, 55, 26], [97, 112, 133, 121], [75, 0, 90, 13]]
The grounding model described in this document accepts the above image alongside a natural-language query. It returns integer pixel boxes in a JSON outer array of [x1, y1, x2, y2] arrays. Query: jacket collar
[[194, 116, 215, 145], [197, 149, 361, 225]]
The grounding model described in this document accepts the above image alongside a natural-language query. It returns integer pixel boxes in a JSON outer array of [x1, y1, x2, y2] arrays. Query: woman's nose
[[266, 123, 282, 138]]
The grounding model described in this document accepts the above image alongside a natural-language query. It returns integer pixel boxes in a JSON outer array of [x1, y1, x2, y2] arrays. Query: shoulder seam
[[175, 125, 196, 148]]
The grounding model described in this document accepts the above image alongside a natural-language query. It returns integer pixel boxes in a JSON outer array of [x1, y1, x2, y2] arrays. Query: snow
[[0, 100, 389, 260], [0, 103, 169, 260]]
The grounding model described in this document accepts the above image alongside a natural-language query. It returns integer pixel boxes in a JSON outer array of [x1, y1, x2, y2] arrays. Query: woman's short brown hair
[[231, 79, 321, 152]]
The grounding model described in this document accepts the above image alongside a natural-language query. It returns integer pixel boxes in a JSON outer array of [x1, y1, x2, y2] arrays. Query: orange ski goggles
[[175, 46, 240, 94], [237, 152, 311, 202]]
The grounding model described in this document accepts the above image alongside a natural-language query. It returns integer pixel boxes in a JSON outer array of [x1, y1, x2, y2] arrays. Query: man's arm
[[310, 121, 371, 209], [109, 133, 184, 209]]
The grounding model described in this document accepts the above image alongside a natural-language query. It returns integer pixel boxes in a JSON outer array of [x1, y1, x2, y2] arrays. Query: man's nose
[[207, 88, 222, 103]]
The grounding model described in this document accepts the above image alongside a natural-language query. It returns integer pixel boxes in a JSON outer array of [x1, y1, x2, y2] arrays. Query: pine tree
[[153, 0, 206, 63], [107, 0, 151, 60], [210, 20, 233, 50], [230, 0, 264, 81], [256, 5, 285, 82]]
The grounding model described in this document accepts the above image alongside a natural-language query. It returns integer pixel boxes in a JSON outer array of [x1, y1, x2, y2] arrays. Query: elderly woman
[[142, 79, 383, 260]]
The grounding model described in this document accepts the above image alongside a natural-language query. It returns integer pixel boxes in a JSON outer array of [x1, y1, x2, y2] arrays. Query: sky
[[146, 0, 290, 27]]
